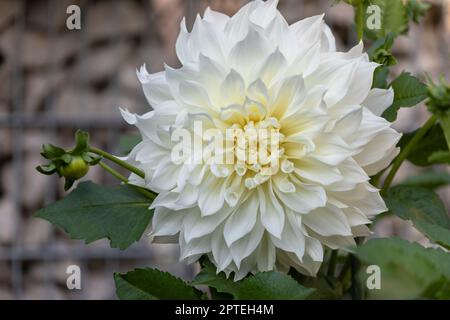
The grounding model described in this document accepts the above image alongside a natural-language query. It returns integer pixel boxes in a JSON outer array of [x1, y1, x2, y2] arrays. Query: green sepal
[[36, 163, 57, 175], [41, 144, 66, 160]]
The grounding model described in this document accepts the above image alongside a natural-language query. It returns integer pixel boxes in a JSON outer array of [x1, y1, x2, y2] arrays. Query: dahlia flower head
[[121, 0, 401, 280]]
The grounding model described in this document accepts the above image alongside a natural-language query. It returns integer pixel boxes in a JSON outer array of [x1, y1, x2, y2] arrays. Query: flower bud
[[36, 130, 101, 190], [58, 155, 90, 180]]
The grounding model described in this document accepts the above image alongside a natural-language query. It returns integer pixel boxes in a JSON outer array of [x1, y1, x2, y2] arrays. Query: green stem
[[350, 254, 363, 300], [99, 162, 128, 183], [327, 250, 338, 277], [338, 257, 351, 282], [89, 146, 145, 179], [381, 115, 437, 196], [356, 2, 364, 41], [99, 161, 156, 200]]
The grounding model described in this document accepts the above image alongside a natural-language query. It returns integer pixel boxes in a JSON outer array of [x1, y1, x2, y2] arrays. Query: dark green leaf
[[356, 238, 450, 299], [236, 272, 315, 300], [115, 268, 202, 300], [401, 171, 450, 190], [35, 181, 153, 249], [385, 185, 450, 249], [382, 72, 428, 121], [192, 262, 314, 300], [399, 124, 449, 166], [191, 261, 239, 297], [385, 185, 450, 228]]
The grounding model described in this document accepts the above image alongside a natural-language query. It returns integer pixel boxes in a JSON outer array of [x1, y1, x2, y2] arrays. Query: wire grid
[[0, 0, 207, 300]]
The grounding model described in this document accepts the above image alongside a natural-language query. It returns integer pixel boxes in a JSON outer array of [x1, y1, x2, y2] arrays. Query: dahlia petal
[[303, 206, 352, 237], [362, 87, 394, 117], [258, 182, 285, 238], [274, 181, 326, 214], [223, 192, 259, 246]]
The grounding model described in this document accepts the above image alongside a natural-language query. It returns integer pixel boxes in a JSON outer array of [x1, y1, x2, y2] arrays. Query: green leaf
[[413, 220, 450, 250], [236, 272, 315, 300], [401, 171, 450, 190], [362, 0, 409, 40], [384, 185, 450, 250], [191, 261, 239, 298], [406, 0, 430, 24], [192, 262, 314, 300], [382, 72, 428, 121], [356, 238, 450, 299], [429, 150, 450, 164], [35, 181, 153, 249], [399, 123, 449, 166], [385, 185, 450, 228], [115, 268, 202, 300]]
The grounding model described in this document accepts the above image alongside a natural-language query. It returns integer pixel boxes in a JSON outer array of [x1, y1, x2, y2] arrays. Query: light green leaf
[[115, 268, 203, 300], [35, 181, 153, 249], [356, 238, 450, 299], [401, 171, 450, 190], [382, 72, 428, 121]]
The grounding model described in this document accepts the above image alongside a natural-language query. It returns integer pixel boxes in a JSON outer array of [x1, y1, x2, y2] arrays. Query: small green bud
[[36, 130, 102, 190], [58, 156, 90, 180]]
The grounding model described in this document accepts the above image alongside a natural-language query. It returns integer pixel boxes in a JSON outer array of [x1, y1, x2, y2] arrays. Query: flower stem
[[356, 2, 364, 41], [98, 161, 156, 200], [327, 250, 338, 277], [381, 115, 437, 196], [99, 162, 128, 183], [350, 253, 363, 300], [89, 146, 145, 179]]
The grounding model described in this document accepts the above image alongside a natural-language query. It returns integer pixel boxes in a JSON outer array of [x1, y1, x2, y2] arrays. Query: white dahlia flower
[[121, 0, 401, 280]]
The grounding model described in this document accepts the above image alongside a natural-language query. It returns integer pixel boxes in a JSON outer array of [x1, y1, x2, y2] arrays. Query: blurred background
[[0, 0, 449, 299]]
